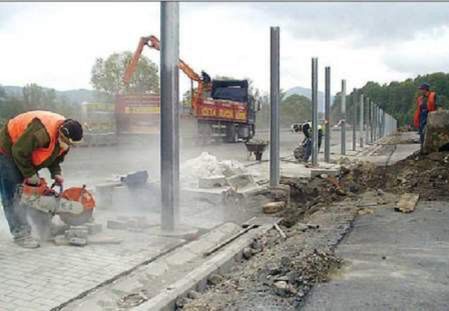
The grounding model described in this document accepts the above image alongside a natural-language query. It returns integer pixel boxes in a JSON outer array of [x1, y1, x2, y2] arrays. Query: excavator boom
[[123, 35, 202, 85]]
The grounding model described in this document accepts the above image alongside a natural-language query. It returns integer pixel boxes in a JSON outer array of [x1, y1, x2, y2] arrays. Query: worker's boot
[[14, 235, 40, 249]]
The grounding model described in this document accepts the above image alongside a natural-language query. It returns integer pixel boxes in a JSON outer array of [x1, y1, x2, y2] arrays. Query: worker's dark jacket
[[0, 119, 67, 178]]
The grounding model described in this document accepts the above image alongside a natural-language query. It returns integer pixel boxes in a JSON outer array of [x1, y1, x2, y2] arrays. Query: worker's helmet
[[291, 123, 301, 132], [419, 82, 430, 91], [60, 119, 83, 144]]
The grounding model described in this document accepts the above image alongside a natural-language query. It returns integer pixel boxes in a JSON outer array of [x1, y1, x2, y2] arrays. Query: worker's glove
[[53, 175, 64, 186], [24, 174, 40, 186]]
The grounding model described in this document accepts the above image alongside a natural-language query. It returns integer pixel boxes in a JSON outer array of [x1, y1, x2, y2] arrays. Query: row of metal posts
[[268, 27, 399, 180], [157, 5, 400, 231]]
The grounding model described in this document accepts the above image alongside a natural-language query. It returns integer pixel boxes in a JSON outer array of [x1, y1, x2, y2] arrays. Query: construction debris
[[263, 201, 286, 214], [395, 193, 420, 213], [423, 110, 449, 153], [242, 247, 253, 260], [274, 223, 287, 239], [226, 173, 257, 191], [208, 273, 224, 286], [65, 226, 88, 240], [198, 175, 227, 189], [181, 152, 246, 188]]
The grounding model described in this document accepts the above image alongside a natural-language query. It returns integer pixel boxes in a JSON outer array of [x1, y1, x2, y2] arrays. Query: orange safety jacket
[[7, 111, 65, 166], [414, 92, 436, 129]]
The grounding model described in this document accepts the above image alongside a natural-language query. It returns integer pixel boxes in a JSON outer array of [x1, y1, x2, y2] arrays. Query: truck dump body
[[194, 79, 250, 123], [195, 99, 248, 123]]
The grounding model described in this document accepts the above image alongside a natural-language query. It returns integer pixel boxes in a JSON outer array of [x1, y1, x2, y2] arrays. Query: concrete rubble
[[423, 110, 449, 153], [181, 152, 246, 188], [395, 193, 419, 213]]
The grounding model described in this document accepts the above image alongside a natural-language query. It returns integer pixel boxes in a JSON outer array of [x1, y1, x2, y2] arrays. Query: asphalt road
[[303, 201, 449, 311]]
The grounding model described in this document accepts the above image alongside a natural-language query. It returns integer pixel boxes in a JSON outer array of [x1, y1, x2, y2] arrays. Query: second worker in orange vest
[[414, 83, 437, 151], [0, 110, 83, 248]]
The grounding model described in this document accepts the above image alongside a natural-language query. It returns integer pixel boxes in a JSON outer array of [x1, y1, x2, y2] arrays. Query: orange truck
[[119, 35, 258, 142]]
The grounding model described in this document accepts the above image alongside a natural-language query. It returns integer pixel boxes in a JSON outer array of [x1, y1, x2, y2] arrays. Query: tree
[[90, 52, 159, 98], [281, 94, 313, 125], [22, 83, 57, 111]]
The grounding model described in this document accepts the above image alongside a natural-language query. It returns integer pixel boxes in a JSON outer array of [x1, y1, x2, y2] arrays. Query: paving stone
[[65, 226, 88, 239], [263, 201, 286, 214]]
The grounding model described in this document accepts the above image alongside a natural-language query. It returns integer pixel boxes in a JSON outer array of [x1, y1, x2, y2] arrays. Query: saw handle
[[50, 183, 64, 196]]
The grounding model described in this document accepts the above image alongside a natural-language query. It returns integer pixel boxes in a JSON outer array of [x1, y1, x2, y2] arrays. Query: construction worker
[[302, 121, 323, 161], [0, 111, 83, 248], [292, 121, 323, 162], [414, 83, 437, 151]]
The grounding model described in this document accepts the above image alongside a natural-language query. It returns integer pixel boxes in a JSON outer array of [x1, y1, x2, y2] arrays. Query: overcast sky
[[1, 2, 449, 95]]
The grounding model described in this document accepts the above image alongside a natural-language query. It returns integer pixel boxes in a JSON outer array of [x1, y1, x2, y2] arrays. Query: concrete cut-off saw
[[17, 178, 96, 226]]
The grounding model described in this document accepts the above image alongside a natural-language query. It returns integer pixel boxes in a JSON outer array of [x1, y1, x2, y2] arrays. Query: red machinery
[[120, 35, 258, 142]]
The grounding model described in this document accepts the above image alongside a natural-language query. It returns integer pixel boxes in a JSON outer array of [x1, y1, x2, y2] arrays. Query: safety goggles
[[59, 130, 82, 145]]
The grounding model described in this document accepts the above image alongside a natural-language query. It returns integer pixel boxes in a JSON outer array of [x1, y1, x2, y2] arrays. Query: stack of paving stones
[[53, 222, 103, 246]]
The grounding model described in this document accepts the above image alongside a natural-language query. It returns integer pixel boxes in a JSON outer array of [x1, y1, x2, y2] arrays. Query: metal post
[[379, 107, 382, 139], [352, 90, 357, 151], [359, 94, 364, 148], [160, 1, 179, 231], [311, 58, 319, 166], [324, 66, 331, 162], [365, 97, 369, 144], [373, 104, 377, 142], [270, 26, 280, 187], [369, 101, 374, 144], [340, 80, 346, 155]]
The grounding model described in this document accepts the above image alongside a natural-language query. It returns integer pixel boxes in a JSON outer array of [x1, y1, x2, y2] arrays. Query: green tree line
[[332, 72, 449, 127]]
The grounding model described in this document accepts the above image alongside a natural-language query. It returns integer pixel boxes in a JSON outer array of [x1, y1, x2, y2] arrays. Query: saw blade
[[59, 208, 93, 226]]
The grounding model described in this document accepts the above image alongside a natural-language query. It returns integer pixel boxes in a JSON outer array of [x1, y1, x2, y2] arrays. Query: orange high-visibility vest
[[7, 111, 65, 166], [414, 92, 436, 129]]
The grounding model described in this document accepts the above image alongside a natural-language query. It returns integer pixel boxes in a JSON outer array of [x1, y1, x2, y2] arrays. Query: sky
[[1, 2, 449, 96]]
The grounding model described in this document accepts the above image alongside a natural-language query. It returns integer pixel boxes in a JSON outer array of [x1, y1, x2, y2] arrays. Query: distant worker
[[0, 111, 83, 248], [292, 121, 323, 162], [414, 83, 437, 151]]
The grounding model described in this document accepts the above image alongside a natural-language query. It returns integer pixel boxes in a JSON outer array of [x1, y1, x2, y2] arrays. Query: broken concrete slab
[[310, 167, 341, 178], [395, 193, 420, 213], [423, 110, 449, 153], [226, 174, 256, 191], [198, 175, 227, 189]]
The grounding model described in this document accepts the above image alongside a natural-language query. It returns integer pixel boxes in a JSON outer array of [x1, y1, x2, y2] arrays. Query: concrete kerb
[[133, 223, 276, 311]]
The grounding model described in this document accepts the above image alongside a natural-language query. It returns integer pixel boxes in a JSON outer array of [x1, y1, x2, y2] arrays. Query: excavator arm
[[123, 35, 202, 85]]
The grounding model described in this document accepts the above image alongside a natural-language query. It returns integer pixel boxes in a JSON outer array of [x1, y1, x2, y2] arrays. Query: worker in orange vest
[[414, 83, 437, 151], [0, 111, 83, 248]]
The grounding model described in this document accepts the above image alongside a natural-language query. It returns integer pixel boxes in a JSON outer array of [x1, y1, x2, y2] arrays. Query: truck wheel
[[226, 125, 239, 143], [233, 129, 239, 143]]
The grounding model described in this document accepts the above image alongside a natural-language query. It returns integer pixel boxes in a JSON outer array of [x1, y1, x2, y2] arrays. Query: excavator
[[121, 35, 258, 143]]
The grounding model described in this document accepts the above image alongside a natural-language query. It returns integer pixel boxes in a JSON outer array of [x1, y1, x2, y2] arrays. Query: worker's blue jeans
[[0, 154, 30, 238]]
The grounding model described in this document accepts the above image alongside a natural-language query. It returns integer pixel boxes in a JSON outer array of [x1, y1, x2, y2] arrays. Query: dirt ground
[[181, 147, 449, 310], [181, 198, 359, 311]]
